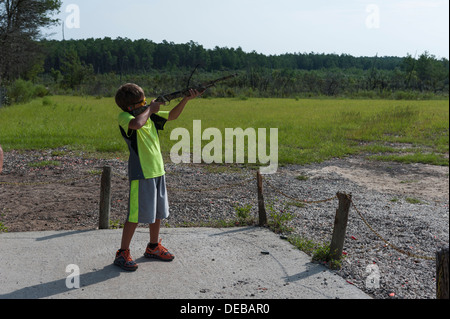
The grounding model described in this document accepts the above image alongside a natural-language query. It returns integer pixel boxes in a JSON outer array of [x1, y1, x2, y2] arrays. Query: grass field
[[0, 96, 448, 166]]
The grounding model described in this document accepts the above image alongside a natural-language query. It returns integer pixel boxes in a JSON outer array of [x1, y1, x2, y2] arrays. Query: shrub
[[33, 84, 50, 98], [7, 79, 35, 104], [6, 79, 50, 105]]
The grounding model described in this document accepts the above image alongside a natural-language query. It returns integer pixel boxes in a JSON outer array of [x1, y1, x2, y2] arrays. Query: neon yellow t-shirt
[[118, 111, 170, 180]]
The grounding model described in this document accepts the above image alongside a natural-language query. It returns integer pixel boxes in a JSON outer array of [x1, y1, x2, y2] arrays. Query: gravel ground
[[262, 161, 448, 300], [0, 149, 448, 299]]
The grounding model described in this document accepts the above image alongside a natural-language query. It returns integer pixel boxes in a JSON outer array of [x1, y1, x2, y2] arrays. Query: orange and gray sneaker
[[144, 239, 174, 261], [114, 249, 138, 271]]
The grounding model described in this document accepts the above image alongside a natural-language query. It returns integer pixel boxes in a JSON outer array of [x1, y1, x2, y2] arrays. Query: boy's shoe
[[144, 239, 174, 261], [114, 249, 138, 271]]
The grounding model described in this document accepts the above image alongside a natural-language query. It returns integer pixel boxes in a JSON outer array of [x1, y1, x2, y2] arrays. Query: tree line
[[41, 38, 408, 74], [35, 38, 448, 99]]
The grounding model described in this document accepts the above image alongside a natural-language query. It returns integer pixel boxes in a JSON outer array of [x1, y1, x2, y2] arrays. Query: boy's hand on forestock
[[184, 89, 204, 101]]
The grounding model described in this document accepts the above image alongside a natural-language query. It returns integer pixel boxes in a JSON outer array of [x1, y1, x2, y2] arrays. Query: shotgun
[[131, 73, 237, 116]]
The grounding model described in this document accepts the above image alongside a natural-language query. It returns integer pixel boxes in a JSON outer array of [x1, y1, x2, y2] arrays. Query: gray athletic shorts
[[127, 175, 169, 224]]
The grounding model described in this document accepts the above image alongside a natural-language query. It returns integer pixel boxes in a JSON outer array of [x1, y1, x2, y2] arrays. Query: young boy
[[114, 83, 202, 271]]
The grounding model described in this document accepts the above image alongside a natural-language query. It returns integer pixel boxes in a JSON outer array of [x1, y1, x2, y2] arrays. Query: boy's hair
[[115, 83, 145, 111]]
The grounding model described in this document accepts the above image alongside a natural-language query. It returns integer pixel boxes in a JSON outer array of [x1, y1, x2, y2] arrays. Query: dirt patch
[[303, 157, 449, 201], [0, 149, 128, 232]]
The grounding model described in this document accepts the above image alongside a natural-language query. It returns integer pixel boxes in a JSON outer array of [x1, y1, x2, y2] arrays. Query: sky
[[45, 0, 449, 59]]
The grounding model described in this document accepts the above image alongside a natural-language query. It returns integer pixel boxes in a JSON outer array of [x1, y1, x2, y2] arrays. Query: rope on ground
[[348, 194, 436, 261]]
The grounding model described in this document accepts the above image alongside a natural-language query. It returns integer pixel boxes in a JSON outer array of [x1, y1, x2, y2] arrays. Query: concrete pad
[[0, 227, 370, 299]]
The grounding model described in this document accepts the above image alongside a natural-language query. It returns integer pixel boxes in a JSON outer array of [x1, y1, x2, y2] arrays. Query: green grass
[[0, 221, 7, 233], [0, 96, 124, 156], [368, 153, 448, 166], [287, 235, 343, 269], [0, 96, 448, 166], [27, 160, 61, 168], [405, 197, 425, 204]]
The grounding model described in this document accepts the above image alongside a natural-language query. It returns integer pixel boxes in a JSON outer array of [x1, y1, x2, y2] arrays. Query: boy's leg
[[149, 219, 161, 244], [114, 180, 141, 271], [121, 179, 141, 249], [121, 221, 138, 250], [114, 221, 139, 271]]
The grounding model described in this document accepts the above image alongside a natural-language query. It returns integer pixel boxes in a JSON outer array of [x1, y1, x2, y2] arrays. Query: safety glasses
[[127, 98, 147, 111]]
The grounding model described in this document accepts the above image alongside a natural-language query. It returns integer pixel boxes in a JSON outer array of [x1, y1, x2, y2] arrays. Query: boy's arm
[[168, 89, 203, 121], [128, 101, 162, 130]]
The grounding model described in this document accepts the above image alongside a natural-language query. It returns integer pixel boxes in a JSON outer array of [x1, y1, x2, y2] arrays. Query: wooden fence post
[[0, 144, 3, 174], [436, 246, 449, 299], [99, 166, 112, 229], [329, 192, 352, 261], [256, 170, 267, 226]]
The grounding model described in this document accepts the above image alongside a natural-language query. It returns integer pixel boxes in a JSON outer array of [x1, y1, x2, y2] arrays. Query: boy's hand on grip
[[149, 100, 163, 114]]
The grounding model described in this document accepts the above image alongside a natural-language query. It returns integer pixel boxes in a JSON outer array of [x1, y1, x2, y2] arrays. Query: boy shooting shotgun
[[113, 73, 236, 271]]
